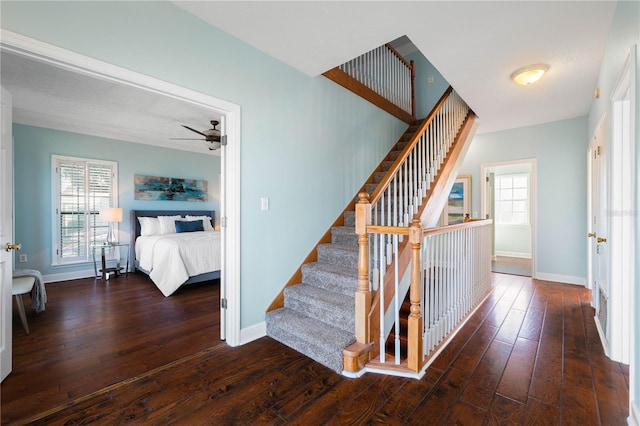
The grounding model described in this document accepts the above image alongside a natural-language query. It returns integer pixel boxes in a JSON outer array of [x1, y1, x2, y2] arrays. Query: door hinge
[[221, 135, 228, 147], [221, 298, 227, 309], [221, 217, 227, 228], [597, 145, 601, 156], [486, 176, 489, 182]]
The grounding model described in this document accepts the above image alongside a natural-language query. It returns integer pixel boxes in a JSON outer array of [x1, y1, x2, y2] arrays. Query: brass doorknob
[[587, 232, 596, 238], [5, 243, 21, 252], [597, 237, 607, 243]]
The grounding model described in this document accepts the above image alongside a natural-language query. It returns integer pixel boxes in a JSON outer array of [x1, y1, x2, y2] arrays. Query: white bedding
[[135, 231, 221, 296]]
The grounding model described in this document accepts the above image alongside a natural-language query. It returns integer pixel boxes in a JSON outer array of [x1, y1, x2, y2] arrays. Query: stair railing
[[324, 43, 416, 124], [367, 87, 469, 290], [352, 87, 479, 373]]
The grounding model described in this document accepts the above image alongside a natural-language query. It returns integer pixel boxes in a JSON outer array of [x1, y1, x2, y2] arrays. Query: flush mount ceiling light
[[511, 64, 549, 86]]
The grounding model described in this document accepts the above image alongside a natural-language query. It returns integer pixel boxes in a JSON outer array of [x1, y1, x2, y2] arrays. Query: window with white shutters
[[52, 155, 118, 265]]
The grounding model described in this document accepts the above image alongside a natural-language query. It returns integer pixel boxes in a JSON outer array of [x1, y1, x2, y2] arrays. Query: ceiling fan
[[171, 120, 222, 150]]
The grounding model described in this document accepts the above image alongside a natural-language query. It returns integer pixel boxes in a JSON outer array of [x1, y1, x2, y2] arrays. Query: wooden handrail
[[423, 218, 493, 237], [384, 43, 412, 68], [369, 86, 455, 206]]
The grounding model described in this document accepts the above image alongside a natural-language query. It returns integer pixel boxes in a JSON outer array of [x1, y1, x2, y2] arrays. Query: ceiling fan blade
[[182, 125, 207, 137], [170, 138, 205, 141]]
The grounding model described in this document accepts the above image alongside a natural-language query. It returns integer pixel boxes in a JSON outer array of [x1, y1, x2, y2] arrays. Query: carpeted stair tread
[[266, 308, 355, 373], [343, 211, 356, 227], [301, 262, 358, 296], [284, 284, 355, 333], [331, 226, 357, 246], [317, 243, 358, 269]]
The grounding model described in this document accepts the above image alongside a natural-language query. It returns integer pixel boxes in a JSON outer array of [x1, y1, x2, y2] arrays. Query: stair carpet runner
[[266, 123, 421, 373]]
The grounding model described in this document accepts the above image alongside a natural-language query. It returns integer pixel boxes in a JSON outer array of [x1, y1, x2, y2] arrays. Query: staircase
[[265, 123, 421, 373]]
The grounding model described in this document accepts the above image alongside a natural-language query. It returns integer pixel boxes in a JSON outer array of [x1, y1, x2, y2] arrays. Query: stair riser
[[301, 265, 356, 296], [285, 293, 355, 334], [266, 320, 344, 373], [317, 245, 358, 269], [332, 230, 358, 246], [344, 211, 355, 227]]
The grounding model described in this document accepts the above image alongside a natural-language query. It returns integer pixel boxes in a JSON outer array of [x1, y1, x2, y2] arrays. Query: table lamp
[[99, 207, 123, 244]]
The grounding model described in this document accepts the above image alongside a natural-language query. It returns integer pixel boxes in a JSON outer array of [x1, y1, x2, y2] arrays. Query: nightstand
[[92, 242, 130, 281]]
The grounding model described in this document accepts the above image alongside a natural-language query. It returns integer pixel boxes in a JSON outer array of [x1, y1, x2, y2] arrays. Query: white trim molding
[[629, 400, 639, 426], [0, 29, 242, 346], [238, 321, 266, 346], [533, 272, 586, 286]]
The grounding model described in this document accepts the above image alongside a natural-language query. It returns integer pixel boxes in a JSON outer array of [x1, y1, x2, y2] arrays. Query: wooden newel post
[[355, 192, 372, 344], [407, 218, 423, 372]]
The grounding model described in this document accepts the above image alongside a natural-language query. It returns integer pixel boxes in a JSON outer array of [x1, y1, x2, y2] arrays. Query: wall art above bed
[[134, 174, 208, 202]]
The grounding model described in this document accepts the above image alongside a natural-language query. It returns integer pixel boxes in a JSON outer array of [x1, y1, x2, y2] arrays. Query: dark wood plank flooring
[[1, 272, 629, 425]]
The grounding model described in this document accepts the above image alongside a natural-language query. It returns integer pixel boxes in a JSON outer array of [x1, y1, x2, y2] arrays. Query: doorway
[[589, 46, 636, 365], [0, 31, 242, 345], [481, 159, 536, 277]]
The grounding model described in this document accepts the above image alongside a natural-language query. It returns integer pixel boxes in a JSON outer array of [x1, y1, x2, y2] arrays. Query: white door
[[589, 116, 610, 350], [1, 86, 15, 382]]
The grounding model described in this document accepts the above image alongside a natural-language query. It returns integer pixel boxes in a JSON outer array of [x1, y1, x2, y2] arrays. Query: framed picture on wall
[[443, 175, 471, 225]]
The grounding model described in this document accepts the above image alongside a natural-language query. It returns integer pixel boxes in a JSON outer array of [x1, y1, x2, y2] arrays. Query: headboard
[[130, 210, 215, 268]]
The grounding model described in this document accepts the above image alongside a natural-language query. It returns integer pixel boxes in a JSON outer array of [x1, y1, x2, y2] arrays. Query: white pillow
[[158, 215, 182, 234], [138, 217, 160, 236], [185, 215, 214, 232]]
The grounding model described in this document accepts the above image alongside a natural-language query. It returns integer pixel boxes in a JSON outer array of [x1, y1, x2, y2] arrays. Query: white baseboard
[[238, 321, 266, 345], [534, 272, 586, 286], [593, 315, 611, 358], [43, 269, 95, 283], [495, 251, 531, 259], [630, 400, 639, 426]]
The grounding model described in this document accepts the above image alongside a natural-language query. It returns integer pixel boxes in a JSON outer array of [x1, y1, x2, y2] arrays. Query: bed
[[130, 210, 221, 296]]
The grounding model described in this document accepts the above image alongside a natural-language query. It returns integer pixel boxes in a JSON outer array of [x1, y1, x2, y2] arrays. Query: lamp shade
[[99, 207, 123, 223]]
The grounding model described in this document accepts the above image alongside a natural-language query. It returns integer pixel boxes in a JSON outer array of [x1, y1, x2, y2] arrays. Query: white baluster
[[393, 234, 400, 364], [379, 232, 385, 364]]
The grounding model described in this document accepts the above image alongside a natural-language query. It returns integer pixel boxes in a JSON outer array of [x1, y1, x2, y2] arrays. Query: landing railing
[[323, 44, 415, 124], [420, 220, 492, 362], [356, 215, 493, 373]]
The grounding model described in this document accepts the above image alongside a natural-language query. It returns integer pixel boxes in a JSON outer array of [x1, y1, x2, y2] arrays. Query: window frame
[[51, 155, 118, 266], [494, 173, 530, 226]]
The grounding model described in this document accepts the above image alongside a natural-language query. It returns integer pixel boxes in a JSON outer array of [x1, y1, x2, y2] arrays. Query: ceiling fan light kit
[[511, 64, 549, 86], [171, 120, 222, 150]]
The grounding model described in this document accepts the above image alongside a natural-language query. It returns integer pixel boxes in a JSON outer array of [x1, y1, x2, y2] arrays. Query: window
[[495, 174, 529, 225], [52, 155, 118, 265]]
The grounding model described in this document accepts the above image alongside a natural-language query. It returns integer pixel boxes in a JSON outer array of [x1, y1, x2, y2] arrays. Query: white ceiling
[[0, 1, 617, 150], [176, 0, 617, 133], [0, 51, 222, 155]]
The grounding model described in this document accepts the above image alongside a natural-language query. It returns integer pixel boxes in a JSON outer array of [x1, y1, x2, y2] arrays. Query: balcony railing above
[[323, 43, 416, 124]]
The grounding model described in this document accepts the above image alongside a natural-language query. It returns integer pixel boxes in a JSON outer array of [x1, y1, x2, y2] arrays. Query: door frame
[[0, 86, 14, 381], [0, 30, 242, 346], [480, 158, 537, 277], [607, 44, 636, 365]]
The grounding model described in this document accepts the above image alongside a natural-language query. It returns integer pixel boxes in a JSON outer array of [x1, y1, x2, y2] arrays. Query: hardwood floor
[[1, 272, 629, 425]]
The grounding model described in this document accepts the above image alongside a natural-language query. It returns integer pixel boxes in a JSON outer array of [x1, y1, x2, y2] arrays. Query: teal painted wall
[[586, 0, 640, 414], [1, 1, 407, 328], [13, 124, 220, 279], [459, 116, 588, 281], [406, 50, 449, 119]]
